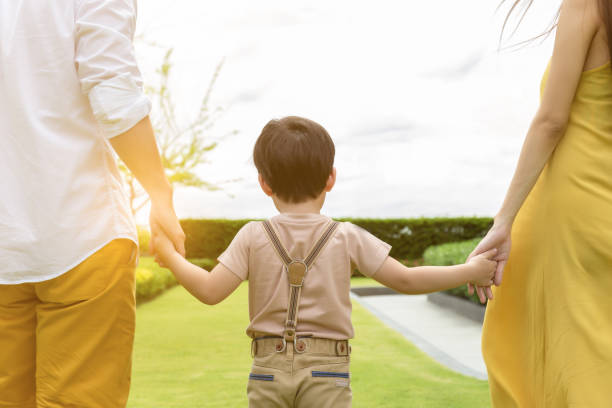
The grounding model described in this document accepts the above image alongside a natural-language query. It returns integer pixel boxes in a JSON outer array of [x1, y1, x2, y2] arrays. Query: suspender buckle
[[286, 260, 308, 286]]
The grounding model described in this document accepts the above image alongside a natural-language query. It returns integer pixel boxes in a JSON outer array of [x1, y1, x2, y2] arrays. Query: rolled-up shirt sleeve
[[75, 0, 151, 138]]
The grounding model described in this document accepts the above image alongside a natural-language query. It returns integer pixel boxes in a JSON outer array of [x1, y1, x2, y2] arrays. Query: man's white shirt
[[0, 0, 151, 283]]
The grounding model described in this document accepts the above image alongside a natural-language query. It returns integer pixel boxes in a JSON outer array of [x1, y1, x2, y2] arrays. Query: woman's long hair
[[501, 0, 612, 59]]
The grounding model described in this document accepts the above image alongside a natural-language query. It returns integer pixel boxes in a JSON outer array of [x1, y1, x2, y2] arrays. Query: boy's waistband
[[251, 336, 350, 357]]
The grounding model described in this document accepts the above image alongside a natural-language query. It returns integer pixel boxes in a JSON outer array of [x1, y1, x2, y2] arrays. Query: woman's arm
[[496, 0, 600, 227], [468, 0, 601, 301]]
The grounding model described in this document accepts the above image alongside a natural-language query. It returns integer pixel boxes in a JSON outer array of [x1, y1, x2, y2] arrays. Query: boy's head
[[254, 116, 335, 204]]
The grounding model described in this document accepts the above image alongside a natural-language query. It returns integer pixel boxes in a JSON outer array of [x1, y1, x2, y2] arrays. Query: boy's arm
[[162, 251, 242, 305], [372, 249, 497, 298]]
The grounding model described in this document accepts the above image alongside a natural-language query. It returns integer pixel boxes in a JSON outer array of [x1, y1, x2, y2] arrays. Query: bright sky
[[134, 0, 559, 222]]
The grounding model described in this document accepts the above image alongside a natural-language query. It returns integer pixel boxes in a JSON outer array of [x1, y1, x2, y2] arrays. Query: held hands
[[466, 221, 512, 303], [466, 248, 498, 289], [152, 232, 177, 267], [149, 190, 186, 266]]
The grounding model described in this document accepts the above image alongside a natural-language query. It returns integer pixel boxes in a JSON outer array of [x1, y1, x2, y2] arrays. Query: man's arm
[[109, 117, 186, 256], [74, 0, 185, 255]]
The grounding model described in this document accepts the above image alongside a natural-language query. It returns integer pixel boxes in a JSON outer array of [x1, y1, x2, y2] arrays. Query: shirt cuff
[[88, 73, 152, 139]]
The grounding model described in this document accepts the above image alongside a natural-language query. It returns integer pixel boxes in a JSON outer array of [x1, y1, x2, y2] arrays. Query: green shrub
[[181, 217, 493, 261], [422, 238, 481, 266], [423, 238, 484, 305], [135, 257, 177, 304]]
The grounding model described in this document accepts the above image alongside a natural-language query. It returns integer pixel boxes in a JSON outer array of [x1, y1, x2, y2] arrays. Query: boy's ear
[[258, 174, 274, 197], [324, 167, 337, 192]]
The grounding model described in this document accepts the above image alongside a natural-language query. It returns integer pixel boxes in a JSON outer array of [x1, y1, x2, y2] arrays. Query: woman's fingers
[[481, 247, 498, 260], [494, 260, 507, 286], [467, 241, 487, 262], [476, 286, 487, 304], [485, 286, 494, 300]]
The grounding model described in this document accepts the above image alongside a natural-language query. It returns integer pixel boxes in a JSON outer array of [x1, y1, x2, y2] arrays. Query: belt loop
[[251, 339, 257, 358]]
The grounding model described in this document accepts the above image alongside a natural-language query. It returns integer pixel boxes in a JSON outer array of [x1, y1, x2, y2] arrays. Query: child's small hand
[[152, 233, 178, 267], [467, 248, 498, 287]]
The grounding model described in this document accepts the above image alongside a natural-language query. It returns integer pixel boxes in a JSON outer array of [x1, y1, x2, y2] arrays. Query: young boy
[[152, 116, 497, 408]]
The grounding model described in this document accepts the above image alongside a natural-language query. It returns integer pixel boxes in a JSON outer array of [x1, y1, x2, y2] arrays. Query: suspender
[[261, 219, 339, 353]]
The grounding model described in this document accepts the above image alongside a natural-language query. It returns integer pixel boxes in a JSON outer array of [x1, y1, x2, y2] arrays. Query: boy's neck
[[273, 194, 325, 215]]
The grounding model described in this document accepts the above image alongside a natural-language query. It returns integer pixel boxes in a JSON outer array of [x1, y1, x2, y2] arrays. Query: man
[[0, 1, 184, 407]]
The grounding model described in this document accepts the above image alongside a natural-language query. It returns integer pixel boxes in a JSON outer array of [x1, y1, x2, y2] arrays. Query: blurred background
[[132, 0, 560, 222], [126, 3, 567, 404]]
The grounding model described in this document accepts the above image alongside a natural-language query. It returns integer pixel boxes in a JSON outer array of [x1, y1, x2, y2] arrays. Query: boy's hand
[[152, 232, 179, 268], [466, 248, 498, 289]]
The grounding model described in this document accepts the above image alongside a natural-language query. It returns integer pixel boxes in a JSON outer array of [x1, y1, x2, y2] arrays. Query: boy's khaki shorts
[[0, 239, 137, 408], [248, 337, 352, 408]]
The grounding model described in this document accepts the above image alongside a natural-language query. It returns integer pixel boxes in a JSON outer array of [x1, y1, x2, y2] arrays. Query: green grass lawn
[[128, 273, 490, 407]]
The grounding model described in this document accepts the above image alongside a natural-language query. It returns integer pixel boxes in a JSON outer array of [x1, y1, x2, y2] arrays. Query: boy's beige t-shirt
[[218, 213, 391, 340]]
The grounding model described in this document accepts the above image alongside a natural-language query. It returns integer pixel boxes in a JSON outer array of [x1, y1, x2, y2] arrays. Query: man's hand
[[149, 192, 186, 258], [108, 117, 186, 257], [466, 220, 512, 302]]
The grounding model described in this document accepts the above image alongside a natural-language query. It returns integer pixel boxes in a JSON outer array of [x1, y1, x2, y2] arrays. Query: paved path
[[351, 292, 488, 380]]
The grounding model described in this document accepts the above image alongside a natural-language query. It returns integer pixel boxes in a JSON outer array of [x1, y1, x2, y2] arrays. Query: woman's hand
[[466, 220, 512, 302]]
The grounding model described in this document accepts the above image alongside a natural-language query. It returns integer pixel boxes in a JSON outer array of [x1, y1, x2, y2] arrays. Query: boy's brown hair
[[253, 116, 335, 203]]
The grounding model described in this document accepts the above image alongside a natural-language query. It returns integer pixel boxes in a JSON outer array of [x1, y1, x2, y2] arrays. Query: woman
[[468, 0, 612, 405]]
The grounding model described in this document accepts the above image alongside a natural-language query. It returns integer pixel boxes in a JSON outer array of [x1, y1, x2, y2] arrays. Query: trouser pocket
[[295, 362, 352, 408], [311, 371, 350, 379], [248, 365, 291, 408], [249, 373, 274, 382]]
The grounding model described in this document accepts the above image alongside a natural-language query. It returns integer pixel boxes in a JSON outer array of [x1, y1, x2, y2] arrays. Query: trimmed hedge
[[180, 219, 250, 261], [423, 238, 484, 305], [179, 217, 493, 261]]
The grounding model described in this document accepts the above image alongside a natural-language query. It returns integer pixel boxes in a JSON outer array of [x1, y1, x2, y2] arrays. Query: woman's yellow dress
[[482, 61, 612, 407]]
